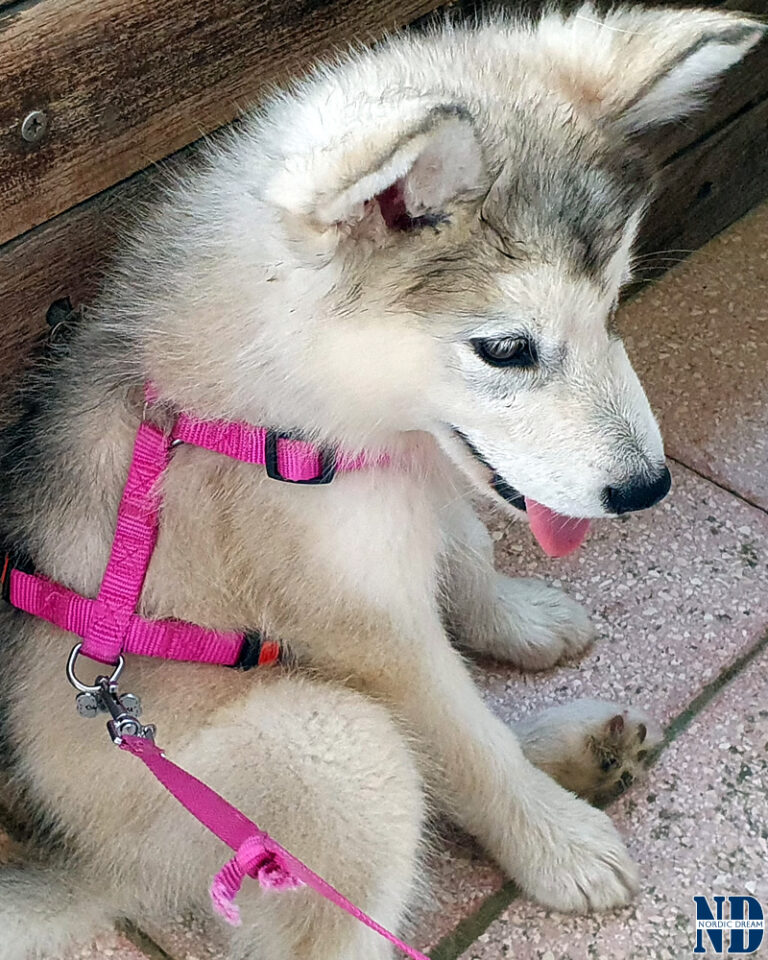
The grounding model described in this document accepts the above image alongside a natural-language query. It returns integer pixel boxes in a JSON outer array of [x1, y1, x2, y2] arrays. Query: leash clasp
[[66, 644, 156, 745], [100, 678, 156, 745]]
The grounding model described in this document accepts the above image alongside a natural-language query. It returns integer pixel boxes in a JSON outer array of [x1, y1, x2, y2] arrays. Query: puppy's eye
[[472, 336, 537, 368]]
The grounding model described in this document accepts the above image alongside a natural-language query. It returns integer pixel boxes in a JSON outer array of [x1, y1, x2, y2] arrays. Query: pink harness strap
[[9, 569, 245, 665], [172, 413, 385, 478], [9, 417, 245, 667], [81, 421, 170, 664], [121, 736, 431, 960], [5, 402, 387, 665]]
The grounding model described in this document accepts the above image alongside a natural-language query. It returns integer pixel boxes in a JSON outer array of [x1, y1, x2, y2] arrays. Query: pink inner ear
[[375, 181, 410, 230]]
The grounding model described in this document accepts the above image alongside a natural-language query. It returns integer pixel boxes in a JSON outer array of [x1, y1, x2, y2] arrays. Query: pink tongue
[[524, 498, 591, 558]]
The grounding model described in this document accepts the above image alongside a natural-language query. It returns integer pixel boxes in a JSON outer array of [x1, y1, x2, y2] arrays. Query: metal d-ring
[[66, 642, 125, 694]]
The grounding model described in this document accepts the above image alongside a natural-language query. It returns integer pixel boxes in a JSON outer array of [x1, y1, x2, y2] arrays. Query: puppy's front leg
[[314, 616, 637, 913], [441, 499, 594, 670], [391, 630, 636, 912]]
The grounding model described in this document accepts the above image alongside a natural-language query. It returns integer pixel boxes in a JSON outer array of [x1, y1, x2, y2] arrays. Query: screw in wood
[[21, 110, 48, 143]]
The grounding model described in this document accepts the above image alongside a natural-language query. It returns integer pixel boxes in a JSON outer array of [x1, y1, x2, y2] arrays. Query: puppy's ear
[[541, 4, 766, 133], [266, 103, 486, 234]]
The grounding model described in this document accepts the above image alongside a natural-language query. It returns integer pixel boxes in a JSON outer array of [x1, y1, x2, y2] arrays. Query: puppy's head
[[147, 5, 764, 551]]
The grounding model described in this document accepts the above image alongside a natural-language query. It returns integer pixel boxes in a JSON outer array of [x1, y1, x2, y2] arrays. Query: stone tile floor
[[3, 201, 767, 958]]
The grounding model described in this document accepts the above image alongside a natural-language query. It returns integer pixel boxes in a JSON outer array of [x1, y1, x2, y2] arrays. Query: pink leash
[[120, 735, 430, 958], [4, 391, 428, 958]]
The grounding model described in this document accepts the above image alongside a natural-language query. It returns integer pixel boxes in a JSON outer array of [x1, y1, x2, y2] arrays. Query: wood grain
[[0, 149, 193, 407], [0, 0, 440, 246], [640, 94, 768, 266]]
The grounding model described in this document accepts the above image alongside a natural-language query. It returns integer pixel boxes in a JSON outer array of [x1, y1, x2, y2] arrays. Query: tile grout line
[[117, 921, 176, 960], [427, 626, 768, 960], [666, 453, 768, 516], [428, 880, 521, 960], [657, 627, 768, 750]]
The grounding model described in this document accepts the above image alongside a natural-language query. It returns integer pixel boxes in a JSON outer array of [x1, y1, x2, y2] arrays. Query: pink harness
[[2, 391, 429, 960]]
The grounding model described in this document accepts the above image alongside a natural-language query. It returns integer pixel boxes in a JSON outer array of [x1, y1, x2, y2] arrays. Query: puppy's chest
[[141, 453, 450, 640]]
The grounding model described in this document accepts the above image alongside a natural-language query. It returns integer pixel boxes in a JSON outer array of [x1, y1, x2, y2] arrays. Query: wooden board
[[0, 150, 190, 404], [0, 0, 440, 247], [640, 94, 768, 266]]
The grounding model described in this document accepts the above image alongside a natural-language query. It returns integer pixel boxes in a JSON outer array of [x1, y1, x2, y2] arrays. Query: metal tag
[[118, 693, 142, 717], [75, 691, 100, 718]]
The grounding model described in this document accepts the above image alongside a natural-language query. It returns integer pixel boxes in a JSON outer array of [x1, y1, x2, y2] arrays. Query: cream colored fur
[[0, 5, 762, 959]]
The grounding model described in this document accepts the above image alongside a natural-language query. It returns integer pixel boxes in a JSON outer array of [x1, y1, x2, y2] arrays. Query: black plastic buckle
[[264, 431, 337, 485], [1, 548, 34, 604], [1, 554, 12, 603], [233, 632, 264, 671]]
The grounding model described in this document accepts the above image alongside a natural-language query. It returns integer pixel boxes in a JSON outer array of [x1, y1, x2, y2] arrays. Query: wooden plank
[[0, 151, 186, 410], [636, 94, 768, 272], [0, 0, 441, 247]]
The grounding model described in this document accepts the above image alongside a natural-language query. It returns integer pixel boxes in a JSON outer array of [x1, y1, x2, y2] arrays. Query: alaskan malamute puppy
[[0, 5, 763, 958]]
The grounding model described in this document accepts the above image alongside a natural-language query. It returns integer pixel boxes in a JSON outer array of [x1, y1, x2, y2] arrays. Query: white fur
[[534, 4, 764, 130]]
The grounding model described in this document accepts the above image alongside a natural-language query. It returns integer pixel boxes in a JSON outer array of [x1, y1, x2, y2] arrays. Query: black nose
[[603, 467, 671, 515]]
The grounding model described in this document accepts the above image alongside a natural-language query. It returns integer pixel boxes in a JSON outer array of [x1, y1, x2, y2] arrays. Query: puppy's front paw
[[516, 797, 639, 913], [487, 576, 595, 670]]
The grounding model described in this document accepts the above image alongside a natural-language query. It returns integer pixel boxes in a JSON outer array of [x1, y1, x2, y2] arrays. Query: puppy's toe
[[588, 704, 663, 801]]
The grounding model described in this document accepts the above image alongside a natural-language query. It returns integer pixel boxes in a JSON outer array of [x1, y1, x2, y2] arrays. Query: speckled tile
[[459, 646, 768, 960], [138, 915, 227, 960], [620, 201, 768, 510], [48, 937, 155, 960]]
